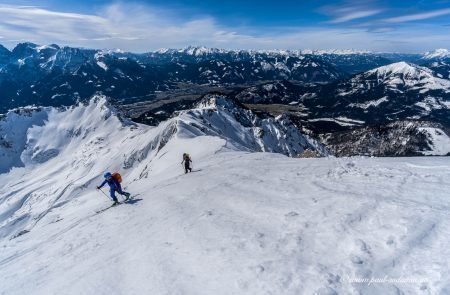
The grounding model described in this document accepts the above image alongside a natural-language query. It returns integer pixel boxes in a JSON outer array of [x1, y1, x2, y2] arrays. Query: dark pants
[[110, 188, 129, 202], [185, 164, 192, 174]]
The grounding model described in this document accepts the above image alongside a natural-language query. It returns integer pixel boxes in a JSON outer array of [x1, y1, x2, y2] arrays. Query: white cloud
[[329, 9, 383, 24], [383, 8, 450, 23], [0, 4, 111, 45], [0, 3, 448, 53]]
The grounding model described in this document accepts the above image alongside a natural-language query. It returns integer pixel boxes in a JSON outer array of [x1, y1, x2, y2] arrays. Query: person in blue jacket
[[97, 172, 130, 205]]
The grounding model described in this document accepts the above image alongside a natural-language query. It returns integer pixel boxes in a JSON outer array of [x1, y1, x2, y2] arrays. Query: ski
[[95, 194, 136, 213], [95, 202, 121, 214]]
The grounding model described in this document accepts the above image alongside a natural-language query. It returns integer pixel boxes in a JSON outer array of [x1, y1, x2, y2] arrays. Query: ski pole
[[97, 188, 110, 200]]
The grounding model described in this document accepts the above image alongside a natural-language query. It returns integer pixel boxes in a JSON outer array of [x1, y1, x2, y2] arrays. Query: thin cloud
[[0, 5, 106, 22], [319, 1, 383, 24], [367, 27, 395, 33], [383, 8, 450, 23], [0, 4, 113, 46], [329, 9, 383, 24]]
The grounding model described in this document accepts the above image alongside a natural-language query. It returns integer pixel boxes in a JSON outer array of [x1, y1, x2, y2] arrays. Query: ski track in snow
[[0, 98, 449, 295]]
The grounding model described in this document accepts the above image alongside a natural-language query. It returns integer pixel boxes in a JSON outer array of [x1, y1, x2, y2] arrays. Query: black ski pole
[[98, 188, 110, 200]]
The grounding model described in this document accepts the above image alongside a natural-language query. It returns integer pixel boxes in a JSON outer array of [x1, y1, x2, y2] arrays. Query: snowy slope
[[419, 127, 450, 155], [0, 95, 326, 238], [427, 61, 450, 80], [0, 97, 449, 295], [0, 107, 49, 173]]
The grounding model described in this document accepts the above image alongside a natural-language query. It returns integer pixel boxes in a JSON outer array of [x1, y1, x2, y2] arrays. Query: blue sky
[[0, 0, 449, 52]]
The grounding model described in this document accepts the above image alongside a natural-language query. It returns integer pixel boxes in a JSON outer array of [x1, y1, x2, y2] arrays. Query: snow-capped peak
[[36, 44, 60, 53], [94, 51, 109, 71], [423, 48, 450, 59], [368, 61, 433, 77], [302, 49, 372, 55], [358, 61, 450, 92], [179, 46, 230, 56], [195, 94, 243, 110]]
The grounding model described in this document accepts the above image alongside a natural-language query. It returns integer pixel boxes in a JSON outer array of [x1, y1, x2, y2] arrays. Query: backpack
[[112, 172, 122, 183]]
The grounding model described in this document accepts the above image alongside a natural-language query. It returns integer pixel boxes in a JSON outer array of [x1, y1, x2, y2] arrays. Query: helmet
[[104, 172, 112, 179]]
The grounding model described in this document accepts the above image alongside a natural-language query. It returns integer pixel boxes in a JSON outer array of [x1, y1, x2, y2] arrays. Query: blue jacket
[[99, 178, 122, 192]]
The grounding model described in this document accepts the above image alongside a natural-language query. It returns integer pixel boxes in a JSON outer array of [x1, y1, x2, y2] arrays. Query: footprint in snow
[[386, 236, 395, 246], [285, 211, 299, 219], [355, 239, 371, 256], [255, 232, 266, 248], [350, 254, 364, 265]]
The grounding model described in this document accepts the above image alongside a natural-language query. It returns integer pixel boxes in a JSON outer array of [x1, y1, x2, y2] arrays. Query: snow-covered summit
[[329, 61, 450, 127], [363, 62, 450, 90], [423, 48, 450, 59], [195, 94, 245, 110], [181, 46, 229, 56], [369, 61, 427, 75]]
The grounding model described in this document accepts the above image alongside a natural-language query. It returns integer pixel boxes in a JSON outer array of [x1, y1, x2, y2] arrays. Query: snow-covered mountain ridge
[[0, 95, 449, 294], [154, 46, 373, 57]]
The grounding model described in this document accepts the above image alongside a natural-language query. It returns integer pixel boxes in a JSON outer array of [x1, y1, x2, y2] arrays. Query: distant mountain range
[[1, 43, 449, 156], [1, 42, 448, 113]]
